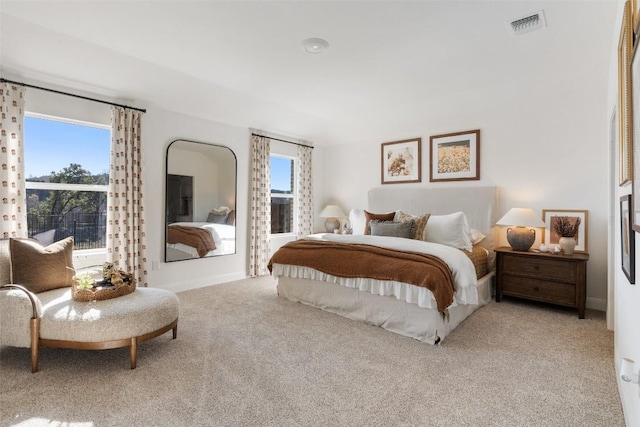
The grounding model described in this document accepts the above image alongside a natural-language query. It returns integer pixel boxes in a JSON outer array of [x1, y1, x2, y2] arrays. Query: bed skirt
[[277, 272, 494, 345]]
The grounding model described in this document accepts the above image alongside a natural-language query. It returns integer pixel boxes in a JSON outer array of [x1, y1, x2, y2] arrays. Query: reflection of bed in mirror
[[167, 221, 236, 260], [165, 139, 237, 262]]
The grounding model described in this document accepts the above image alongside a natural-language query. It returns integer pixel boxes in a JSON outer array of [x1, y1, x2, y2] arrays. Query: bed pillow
[[364, 210, 396, 235], [349, 209, 367, 235], [470, 228, 486, 245], [10, 237, 75, 293], [395, 211, 431, 240], [423, 211, 473, 251], [369, 219, 415, 239], [226, 210, 236, 225], [206, 212, 228, 223]]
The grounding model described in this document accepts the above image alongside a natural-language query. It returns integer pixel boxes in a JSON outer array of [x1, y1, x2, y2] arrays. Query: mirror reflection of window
[[165, 140, 237, 262]]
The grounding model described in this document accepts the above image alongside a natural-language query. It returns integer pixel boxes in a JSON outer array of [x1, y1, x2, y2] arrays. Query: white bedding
[[270, 233, 480, 310], [168, 222, 236, 257], [272, 185, 498, 344]]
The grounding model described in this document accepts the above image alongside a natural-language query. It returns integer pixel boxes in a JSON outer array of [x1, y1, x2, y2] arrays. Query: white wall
[[609, 2, 640, 425], [318, 58, 611, 309]]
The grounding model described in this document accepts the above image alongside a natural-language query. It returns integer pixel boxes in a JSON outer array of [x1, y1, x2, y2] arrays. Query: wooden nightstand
[[494, 247, 589, 318]]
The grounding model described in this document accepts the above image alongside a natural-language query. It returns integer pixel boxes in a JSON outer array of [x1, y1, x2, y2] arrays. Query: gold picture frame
[[380, 138, 422, 184], [620, 0, 633, 186], [632, 27, 640, 231]]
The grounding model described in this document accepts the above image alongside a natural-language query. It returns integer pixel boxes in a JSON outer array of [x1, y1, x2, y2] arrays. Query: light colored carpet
[[0, 276, 624, 426]]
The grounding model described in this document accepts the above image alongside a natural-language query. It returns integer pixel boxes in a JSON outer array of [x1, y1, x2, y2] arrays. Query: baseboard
[[586, 297, 607, 312], [154, 272, 248, 293]]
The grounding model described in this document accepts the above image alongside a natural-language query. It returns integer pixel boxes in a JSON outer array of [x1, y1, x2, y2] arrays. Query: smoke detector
[[506, 10, 546, 35], [302, 38, 329, 54]]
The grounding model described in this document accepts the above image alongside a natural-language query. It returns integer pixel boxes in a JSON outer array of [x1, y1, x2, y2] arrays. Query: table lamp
[[320, 205, 345, 233], [496, 208, 545, 251]]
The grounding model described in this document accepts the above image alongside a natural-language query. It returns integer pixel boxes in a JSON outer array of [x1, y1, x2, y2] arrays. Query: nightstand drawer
[[502, 275, 576, 306], [501, 255, 575, 283]]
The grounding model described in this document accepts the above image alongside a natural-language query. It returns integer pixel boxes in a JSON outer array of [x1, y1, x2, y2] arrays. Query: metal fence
[[28, 212, 107, 249]]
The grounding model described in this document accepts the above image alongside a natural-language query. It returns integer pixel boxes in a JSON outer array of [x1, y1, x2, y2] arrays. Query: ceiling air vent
[[506, 10, 546, 35]]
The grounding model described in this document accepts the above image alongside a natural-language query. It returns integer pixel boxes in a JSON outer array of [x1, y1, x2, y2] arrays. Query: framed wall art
[[429, 129, 480, 182], [542, 209, 588, 252], [380, 138, 421, 184], [619, 1, 633, 186], [621, 194, 635, 284], [632, 30, 640, 231]]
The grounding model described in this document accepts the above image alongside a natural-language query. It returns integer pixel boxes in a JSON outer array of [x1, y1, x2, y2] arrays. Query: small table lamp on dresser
[[320, 204, 345, 233], [496, 208, 545, 251]]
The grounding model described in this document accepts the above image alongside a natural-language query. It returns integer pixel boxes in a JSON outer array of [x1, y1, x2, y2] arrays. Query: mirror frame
[[164, 139, 237, 262]]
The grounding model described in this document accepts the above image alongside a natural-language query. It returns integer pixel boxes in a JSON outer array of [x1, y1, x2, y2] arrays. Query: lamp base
[[506, 227, 536, 251], [324, 218, 340, 233]]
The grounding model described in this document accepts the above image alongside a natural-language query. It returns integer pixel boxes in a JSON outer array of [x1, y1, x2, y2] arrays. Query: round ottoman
[[34, 287, 180, 371]]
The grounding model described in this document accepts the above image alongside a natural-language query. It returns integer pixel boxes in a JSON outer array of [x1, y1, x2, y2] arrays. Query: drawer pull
[[534, 286, 540, 291], [533, 266, 540, 270]]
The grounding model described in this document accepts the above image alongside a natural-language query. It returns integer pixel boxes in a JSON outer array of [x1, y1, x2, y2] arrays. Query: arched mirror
[[165, 139, 237, 262]]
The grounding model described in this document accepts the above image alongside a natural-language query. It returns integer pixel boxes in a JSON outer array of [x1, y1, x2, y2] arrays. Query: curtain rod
[[0, 78, 147, 113], [252, 132, 314, 149]]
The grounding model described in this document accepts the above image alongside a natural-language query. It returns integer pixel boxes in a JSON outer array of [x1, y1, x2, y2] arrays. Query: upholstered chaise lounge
[[0, 238, 180, 372]]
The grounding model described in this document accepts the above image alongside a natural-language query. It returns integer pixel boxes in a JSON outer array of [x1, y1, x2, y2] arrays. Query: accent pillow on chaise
[[10, 236, 75, 293]]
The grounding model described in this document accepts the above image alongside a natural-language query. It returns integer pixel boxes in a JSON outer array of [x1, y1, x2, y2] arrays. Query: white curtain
[[0, 83, 27, 239], [297, 144, 313, 237], [107, 107, 147, 286], [249, 134, 271, 276]]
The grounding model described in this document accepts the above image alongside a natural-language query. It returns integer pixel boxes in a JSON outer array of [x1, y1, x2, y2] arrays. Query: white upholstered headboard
[[367, 186, 498, 236]]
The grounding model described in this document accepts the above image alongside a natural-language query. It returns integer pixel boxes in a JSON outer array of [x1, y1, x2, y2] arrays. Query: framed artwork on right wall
[[621, 194, 635, 284]]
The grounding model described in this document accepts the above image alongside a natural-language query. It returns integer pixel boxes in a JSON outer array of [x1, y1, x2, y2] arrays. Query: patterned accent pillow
[[364, 210, 396, 235], [10, 237, 75, 293], [369, 220, 415, 239], [395, 211, 431, 240]]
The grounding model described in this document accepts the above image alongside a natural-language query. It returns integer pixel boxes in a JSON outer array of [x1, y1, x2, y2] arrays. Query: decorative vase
[[559, 236, 577, 255]]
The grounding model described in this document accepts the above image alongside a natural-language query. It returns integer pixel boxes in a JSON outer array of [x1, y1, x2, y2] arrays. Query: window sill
[[73, 248, 106, 270]]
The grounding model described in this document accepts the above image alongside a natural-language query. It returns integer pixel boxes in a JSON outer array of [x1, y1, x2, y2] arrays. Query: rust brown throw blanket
[[268, 240, 455, 313], [167, 225, 216, 257]]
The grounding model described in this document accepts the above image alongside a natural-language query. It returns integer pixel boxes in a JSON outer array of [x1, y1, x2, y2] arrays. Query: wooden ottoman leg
[[130, 337, 138, 370], [172, 324, 178, 339]]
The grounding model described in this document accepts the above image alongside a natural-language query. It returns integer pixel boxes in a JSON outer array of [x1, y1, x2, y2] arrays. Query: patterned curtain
[[249, 134, 271, 276], [0, 83, 27, 239], [107, 107, 147, 286], [297, 144, 313, 237]]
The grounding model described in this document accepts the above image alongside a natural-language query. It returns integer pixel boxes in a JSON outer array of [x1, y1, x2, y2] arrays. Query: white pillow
[[470, 228, 486, 245], [423, 211, 473, 251], [348, 209, 367, 235]]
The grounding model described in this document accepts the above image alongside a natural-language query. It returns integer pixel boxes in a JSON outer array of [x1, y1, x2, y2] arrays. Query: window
[[24, 114, 110, 250], [270, 155, 295, 234]]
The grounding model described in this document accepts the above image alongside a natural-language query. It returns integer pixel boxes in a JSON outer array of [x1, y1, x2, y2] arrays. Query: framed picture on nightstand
[[621, 195, 635, 284], [542, 209, 588, 252]]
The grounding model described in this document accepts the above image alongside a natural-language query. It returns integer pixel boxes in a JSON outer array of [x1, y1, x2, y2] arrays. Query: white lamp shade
[[320, 205, 345, 218], [496, 208, 545, 228]]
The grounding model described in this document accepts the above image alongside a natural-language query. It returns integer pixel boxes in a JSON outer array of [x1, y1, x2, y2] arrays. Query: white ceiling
[[0, 1, 618, 145]]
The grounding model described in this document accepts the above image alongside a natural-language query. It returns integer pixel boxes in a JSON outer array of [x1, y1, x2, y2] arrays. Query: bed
[[167, 222, 236, 259], [269, 186, 498, 344]]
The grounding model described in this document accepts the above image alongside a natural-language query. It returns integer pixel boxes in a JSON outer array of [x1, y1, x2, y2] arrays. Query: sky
[[24, 116, 110, 178], [25, 115, 292, 190], [270, 156, 292, 193]]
